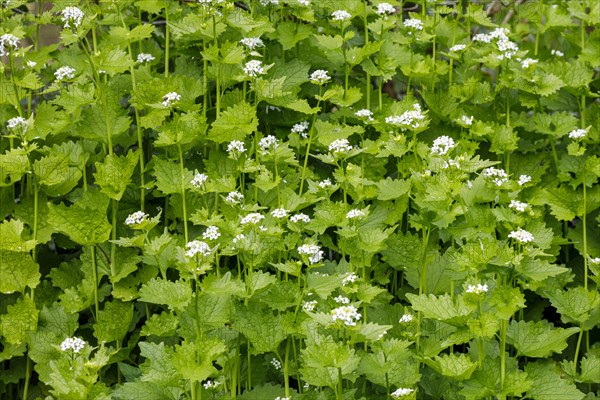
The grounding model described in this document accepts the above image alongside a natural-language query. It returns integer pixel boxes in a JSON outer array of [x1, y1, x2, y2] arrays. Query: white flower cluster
[[518, 175, 532, 186], [191, 173, 208, 188], [399, 314, 413, 323], [568, 128, 587, 139], [355, 109, 374, 121], [520, 58, 538, 69], [6, 116, 27, 131], [244, 60, 264, 77], [0, 33, 19, 57], [203, 380, 221, 390], [482, 167, 508, 186], [376, 2, 396, 16], [309, 69, 331, 85], [329, 139, 353, 154], [508, 228, 535, 244], [259, 135, 279, 153], [27, 60, 37, 68], [551, 49, 564, 57], [385, 103, 426, 130], [227, 140, 246, 155], [240, 37, 264, 49], [458, 115, 474, 126], [61, 6, 84, 29], [404, 18, 423, 31], [509, 200, 527, 212], [54, 66, 76, 81], [298, 244, 324, 264], [391, 388, 415, 398], [271, 358, 282, 370], [274, 397, 290, 400], [331, 10, 352, 21], [186, 240, 211, 257], [241, 213, 265, 225], [203, 226, 220, 241], [331, 305, 361, 326], [225, 191, 244, 204], [125, 211, 148, 226], [318, 178, 333, 189], [233, 233, 245, 244], [449, 44, 467, 52], [431, 136, 455, 156], [334, 295, 350, 304], [346, 209, 365, 219], [259, 0, 279, 6], [137, 53, 155, 63], [303, 300, 318, 312], [271, 208, 289, 219], [473, 27, 518, 60], [290, 213, 311, 223], [60, 337, 86, 353], [162, 92, 181, 107], [292, 121, 310, 137], [342, 273, 358, 286], [466, 283, 488, 294]]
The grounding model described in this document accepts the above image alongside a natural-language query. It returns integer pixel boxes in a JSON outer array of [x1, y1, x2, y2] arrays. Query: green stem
[[583, 174, 588, 290], [91, 245, 100, 318], [337, 368, 343, 400], [500, 318, 507, 390], [299, 94, 321, 195], [178, 144, 189, 243], [164, 2, 170, 78], [110, 199, 118, 284], [284, 340, 290, 398], [573, 325, 584, 372]]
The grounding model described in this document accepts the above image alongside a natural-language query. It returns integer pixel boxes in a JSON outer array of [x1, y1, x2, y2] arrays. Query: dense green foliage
[[1, 0, 599, 399]]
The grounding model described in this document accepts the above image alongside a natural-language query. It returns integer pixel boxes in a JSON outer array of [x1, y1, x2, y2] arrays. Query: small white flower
[[508, 200, 528, 212], [227, 140, 246, 155], [385, 103, 426, 130], [241, 213, 265, 225], [551, 49, 564, 57], [376, 2, 396, 16], [271, 208, 289, 219], [225, 191, 244, 205], [233, 233, 246, 244], [292, 121, 310, 138], [482, 167, 508, 186], [331, 10, 352, 21], [26, 60, 37, 68], [259, 135, 279, 153], [431, 136, 455, 156], [517, 175, 532, 186], [329, 139, 353, 154], [60, 337, 86, 353], [318, 178, 333, 189], [186, 240, 211, 257], [302, 300, 318, 312], [346, 209, 365, 220], [589, 257, 600, 265], [125, 211, 149, 226], [458, 115, 474, 126], [309, 69, 331, 85], [290, 213, 311, 223], [508, 228, 535, 244], [162, 92, 181, 107], [568, 128, 587, 139], [203, 380, 222, 390], [6, 116, 27, 132], [520, 58, 538, 69], [355, 109, 374, 121], [298, 244, 324, 264], [466, 283, 489, 294], [0, 33, 19, 57], [473, 33, 493, 43], [271, 358, 282, 370], [331, 305, 361, 326], [61, 6, 84, 29], [240, 37, 264, 49], [191, 173, 208, 188], [342, 273, 358, 286], [274, 397, 290, 400], [449, 44, 467, 52], [334, 295, 350, 304], [399, 314, 413, 323], [203, 226, 221, 241], [244, 60, 264, 77], [259, 0, 279, 5], [137, 53, 155, 63], [54, 66, 76, 81], [404, 18, 423, 31], [391, 388, 415, 398]]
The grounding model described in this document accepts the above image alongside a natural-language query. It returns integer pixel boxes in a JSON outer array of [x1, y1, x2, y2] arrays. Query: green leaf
[[426, 353, 477, 381], [0, 251, 41, 294], [233, 303, 286, 354], [34, 142, 83, 197], [78, 102, 132, 144], [172, 338, 226, 382], [506, 320, 580, 358], [93, 300, 133, 344], [544, 287, 600, 325], [525, 361, 585, 400], [376, 177, 411, 201], [406, 294, 475, 326], [47, 190, 112, 245], [139, 278, 192, 312], [207, 102, 258, 143], [0, 149, 29, 187], [0, 297, 38, 345], [0, 219, 36, 252], [93, 151, 139, 200], [140, 312, 179, 337], [95, 47, 134, 76], [153, 158, 195, 195], [138, 341, 180, 385], [580, 352, 600, 383], [113, 382, 182, 400], [358, 339, 419, 387]]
